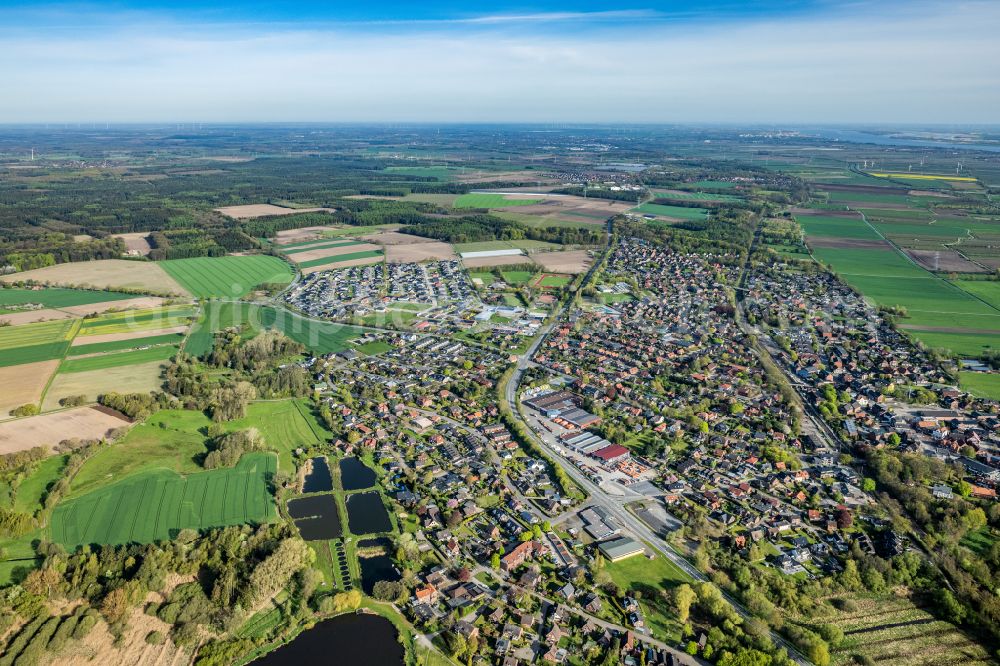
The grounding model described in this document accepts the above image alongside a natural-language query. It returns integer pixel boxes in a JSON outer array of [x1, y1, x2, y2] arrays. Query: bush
[[146, 630, 165, 645], [72, 612, 99, 640], [59, 395, 88, 408], [9, 403, 39, 417]]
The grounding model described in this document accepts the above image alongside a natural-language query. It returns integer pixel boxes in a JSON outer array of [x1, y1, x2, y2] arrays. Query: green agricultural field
[[492, 209, 607, 229], [797, 215, 881, 239], [283, 240, 363, 254], [68, 332, 185, 356], [70, 409, 215, 496], [811, 247, 926, 278], [0, 318, 75, 350], [634, 203, 709, 220], [0, 319, 76, 367], [160, 255, 294, 298], [258, 306, 364, 354], [0, 288, 133, 309], [906, 331, 1000, 358], [960, 372, 1000, 401], [226, 400, 332, 471], [953, 280, 1000, 309], [811, 247, 1000, 331], [51, 452, 277, 549], [59, 344, 179, 373], [77, 305, 196, 336], [500, 271, 535, 285], [296, 250, 383, 270], [453, 193, 540, 209], [0, 341, 72, 368]]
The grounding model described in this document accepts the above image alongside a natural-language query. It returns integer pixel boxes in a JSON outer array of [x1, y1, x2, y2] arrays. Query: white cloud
[[0, 1, 997, 123]]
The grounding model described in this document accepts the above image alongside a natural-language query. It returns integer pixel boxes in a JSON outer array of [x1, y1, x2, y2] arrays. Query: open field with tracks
[[0, 260, 188, 296], [0, 360, 59, 415], [0, 406, 131, 454], [52, 452, 277, 548]]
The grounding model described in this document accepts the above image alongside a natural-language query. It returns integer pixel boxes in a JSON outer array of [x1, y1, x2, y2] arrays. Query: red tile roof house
[[501, 540, 546, 572]]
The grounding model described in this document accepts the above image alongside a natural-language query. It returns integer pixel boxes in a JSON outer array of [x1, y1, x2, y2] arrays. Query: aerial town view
[[0, 1, 998, 665]]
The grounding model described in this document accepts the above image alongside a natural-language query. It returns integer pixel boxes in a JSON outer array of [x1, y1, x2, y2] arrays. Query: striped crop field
[[78, 306, 197, 336], [282, 240, 364, 254], [296, 250, 383, 270], [51, 452, 277, 549], [0, 319, 77, 368], [160, 255, 294, 298]]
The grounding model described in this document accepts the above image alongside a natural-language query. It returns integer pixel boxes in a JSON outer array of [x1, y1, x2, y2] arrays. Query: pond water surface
[[287, 494, 342, 540], [302, 457, 333, 493], [252, 613, 404, 666], [346, 491, 392, 535], [339, 456, 377, 491]]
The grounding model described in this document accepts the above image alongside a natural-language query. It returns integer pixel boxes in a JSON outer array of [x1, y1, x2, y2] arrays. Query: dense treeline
[[98, 391, 174, 420], [616, 207, 758, 257], [165, 329, 310, 418], [147, 228, 258, 260]]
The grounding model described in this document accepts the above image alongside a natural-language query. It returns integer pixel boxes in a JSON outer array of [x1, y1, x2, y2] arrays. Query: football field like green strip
[[69, 332, 185, 357], [59, 345, 179, 373], [295, 250, 383, 269]]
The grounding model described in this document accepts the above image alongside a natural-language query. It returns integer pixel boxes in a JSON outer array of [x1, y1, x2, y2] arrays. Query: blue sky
[[0, 1, 997, 123]]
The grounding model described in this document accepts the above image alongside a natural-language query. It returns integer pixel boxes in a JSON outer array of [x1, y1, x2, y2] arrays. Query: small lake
[[303, 457, 333, 493], [346, 491, 392, 535], [359, 554, 402, 595], [339, 456, 377, 491], [287, 494, 342, 540], [253, 613, 404, 666]]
